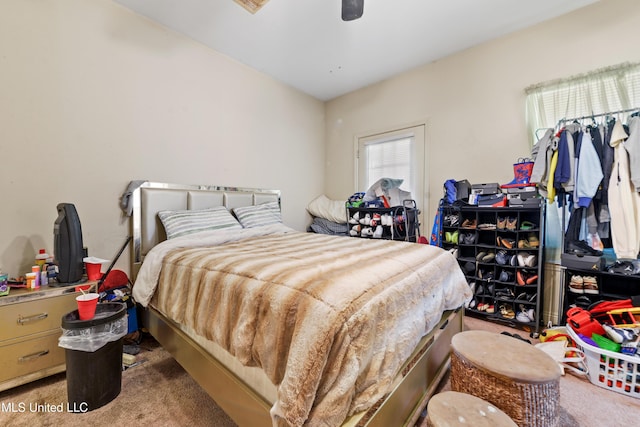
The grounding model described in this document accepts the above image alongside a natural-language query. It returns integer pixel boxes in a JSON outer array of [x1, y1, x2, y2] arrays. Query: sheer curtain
[[525, 62, 640, 145]]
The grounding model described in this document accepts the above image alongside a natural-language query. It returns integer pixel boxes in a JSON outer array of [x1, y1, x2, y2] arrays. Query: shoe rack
[[562, 269, 640, 322], [441, 204, 546, 335], [346, 202, 420, 242]]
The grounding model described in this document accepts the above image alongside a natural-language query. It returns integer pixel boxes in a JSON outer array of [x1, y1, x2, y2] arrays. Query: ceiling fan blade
[[342, 0, 364, 21]]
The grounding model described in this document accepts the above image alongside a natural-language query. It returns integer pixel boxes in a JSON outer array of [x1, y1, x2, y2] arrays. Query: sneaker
[[516, 311, 531, 323], [568, 275, 584, 294], [582, 276, 599, 294], [496, 250, 508, 265]]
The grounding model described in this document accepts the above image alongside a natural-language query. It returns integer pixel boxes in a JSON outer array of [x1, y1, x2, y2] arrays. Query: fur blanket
[[133, 226, 471, 426]]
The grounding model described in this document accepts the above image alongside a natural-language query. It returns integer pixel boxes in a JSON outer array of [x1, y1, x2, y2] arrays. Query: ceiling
[[114, 0, 598, 101]]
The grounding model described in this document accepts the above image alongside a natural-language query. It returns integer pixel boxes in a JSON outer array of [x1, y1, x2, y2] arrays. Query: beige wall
[[325, 0, 640, 220], [0, 0, 325, 277]]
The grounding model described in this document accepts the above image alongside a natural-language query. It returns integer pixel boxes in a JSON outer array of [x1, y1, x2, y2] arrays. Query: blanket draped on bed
[[133, 226, 471, 426]]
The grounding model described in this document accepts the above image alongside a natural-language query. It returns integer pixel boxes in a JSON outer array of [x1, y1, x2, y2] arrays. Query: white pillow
[[158, 206, 241, 239], [306, 195, 346, 224], [233, 201, 282, 228]]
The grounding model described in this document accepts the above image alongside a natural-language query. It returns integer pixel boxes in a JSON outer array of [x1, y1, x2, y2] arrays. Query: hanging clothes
[[607, 120, 640, 259], [626, 115, 640, 191], [530, 128, 556, 197], [575, 131, 604, 208]]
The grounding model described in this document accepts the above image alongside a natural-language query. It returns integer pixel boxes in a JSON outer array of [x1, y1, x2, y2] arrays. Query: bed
[[129, 181, 471, 427]]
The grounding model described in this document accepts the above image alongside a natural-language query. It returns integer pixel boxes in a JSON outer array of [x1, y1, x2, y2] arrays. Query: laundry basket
[[567, 325, 640, 398]]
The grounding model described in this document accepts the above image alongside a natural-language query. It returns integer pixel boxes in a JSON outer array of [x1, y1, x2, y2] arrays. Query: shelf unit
[[562, 268, 640, 322], [441, 203, 546, 335], [346, 202, 420, 242]]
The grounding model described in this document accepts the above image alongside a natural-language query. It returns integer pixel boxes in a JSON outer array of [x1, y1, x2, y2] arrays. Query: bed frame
[[130, 181, 463, 426]]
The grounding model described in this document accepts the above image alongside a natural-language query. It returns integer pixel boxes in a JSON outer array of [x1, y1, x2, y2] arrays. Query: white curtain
[[525, 62, 640, 145]]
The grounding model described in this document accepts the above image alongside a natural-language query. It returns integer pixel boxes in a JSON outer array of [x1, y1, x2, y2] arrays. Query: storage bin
[[567, 325, 640, 398]]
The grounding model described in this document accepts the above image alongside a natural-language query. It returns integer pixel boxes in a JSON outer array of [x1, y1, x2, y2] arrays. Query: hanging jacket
[[530, 128, 555, 196], [625, 115, 640, 191], [575, 131, 604, 208], [608, 120, 640, 259]]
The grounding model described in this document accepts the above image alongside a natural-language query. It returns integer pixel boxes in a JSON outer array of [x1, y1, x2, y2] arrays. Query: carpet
[[1, 317, 640, 426]]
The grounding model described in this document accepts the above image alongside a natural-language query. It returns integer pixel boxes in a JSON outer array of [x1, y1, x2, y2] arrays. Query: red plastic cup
[[76, 293, 99, 320], [85, 262, 102, 281]]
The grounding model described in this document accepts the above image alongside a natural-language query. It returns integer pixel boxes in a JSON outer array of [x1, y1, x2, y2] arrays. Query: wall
[[0, 0, 325, 277], [325, 0, 640, 217]]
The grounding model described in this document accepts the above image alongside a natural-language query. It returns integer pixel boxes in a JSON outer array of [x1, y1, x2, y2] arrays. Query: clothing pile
[[530, 114, 640, 259]]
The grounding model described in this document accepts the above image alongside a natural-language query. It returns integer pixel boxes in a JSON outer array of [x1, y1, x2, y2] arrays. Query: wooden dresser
[[0, 283, 93, 391]]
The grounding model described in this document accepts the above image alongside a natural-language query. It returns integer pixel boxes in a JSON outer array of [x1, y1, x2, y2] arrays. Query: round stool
[[426, 391, 517, 427], [450, 330, 562, 427]]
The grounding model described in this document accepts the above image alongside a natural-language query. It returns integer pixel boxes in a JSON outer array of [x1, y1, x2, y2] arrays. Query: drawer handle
[[17, 312, 49, 325], [18, 350, 50, 363]]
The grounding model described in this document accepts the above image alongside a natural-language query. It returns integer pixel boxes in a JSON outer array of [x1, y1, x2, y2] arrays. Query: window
[[356, 124, 426, 219], [525, 62, 640, 144]]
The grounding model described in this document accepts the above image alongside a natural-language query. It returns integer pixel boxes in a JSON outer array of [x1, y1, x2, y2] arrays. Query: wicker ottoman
[[450, 330, 562, 427], [426, 391, 517, 427]]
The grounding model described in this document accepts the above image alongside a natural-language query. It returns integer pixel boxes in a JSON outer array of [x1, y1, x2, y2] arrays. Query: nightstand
[[0, 281, 96, 391]]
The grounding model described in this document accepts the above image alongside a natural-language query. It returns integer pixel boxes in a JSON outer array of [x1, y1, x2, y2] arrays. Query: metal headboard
[[130, 182, 281, 278]]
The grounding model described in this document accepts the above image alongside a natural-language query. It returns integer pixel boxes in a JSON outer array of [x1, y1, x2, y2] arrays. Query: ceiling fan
[[234, 0, 365, 21]]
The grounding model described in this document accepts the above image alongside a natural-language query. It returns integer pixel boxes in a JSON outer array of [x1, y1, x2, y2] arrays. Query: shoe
[[525, 274, 538, 285], [461, 218, 477, 229], [461, 232, 477, 244], [495, 288, 515, 299], [476, 251, 487, 261], [500, 305, 515, 319], [501, 331, 532, 344], [518, 239, 530, 249], [497, 216, 507, 230], [349, 211, 360, 224], [517, 252, 536, 267], [500, 238, 515, 249], [574, 295, 592, 309], [359, 213, 371, 225], [371, 213, 381, 227], [524, 254, 537, 267], [481, 252, 495, 262], [506, 217, 517, 231], [509, 254, 518, 266], [445, 231, 453, 243], [526, 308, 535, 322], [516, 311, 531, 323], [519, 221, 536, 230], [496, 250, 508, 265], [565, 239, 603, 256], [582, 276, 599, 294], [498, 270, 512, 282], [477, 223, 496, 230], [361, 227, 373, 237], [373, 225, 383, 238], [517, 270, 526, 286], [477, 302, 488, 312], [451, 230, 459, 244], [463, 261, 476, 274], [527, 234, 540, 248], [485, 304, 495, 314], [568, 275, 584, 294]]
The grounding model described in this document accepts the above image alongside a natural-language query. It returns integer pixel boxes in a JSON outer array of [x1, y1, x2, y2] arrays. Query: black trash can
[[60, 302, 128, 412]]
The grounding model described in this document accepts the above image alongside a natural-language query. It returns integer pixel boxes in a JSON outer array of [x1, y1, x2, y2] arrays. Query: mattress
[[133, 224, 471, 426]]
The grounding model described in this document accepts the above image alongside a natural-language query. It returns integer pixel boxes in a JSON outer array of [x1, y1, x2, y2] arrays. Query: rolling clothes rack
[[554, 106, 639, 323]]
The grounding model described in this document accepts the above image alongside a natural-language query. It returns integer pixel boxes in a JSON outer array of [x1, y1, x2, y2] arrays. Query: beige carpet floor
[[1, 316, 639, 426]]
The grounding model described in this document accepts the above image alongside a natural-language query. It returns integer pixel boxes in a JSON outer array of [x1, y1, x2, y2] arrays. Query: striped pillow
[[158, 206, 241, 239], [233, 201, 282, 228]]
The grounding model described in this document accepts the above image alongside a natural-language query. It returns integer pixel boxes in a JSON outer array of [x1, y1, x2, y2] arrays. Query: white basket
[[567, 325, 640, 398]]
